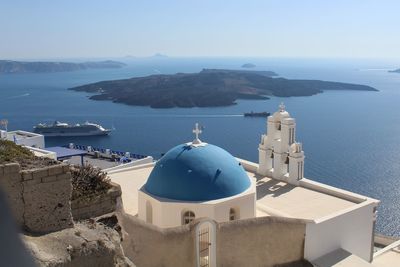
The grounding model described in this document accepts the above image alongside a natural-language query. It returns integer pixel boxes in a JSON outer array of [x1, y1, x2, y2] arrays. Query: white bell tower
[[288, 143, 304, 184], [257, 103, 304, 185]]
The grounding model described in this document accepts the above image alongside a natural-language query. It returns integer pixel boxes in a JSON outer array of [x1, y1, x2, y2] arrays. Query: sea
[[1, 57, 400, 237]]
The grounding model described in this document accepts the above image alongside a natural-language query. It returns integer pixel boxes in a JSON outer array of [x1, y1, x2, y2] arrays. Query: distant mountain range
[[69, 68, 378, 108], [0, 60, 126, 73], [389, 68, 400, 73], [242, 63, 256, 68], [124, 53, 168, 59], [152, 53, 168, 58]]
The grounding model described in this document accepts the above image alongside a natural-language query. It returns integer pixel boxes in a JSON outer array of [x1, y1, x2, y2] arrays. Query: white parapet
[[104, 156, 154, 174], [24, 146, 57, 160], [6, 130, 45, 149]]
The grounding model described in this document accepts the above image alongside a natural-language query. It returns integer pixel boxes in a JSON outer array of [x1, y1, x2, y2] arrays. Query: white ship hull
[[38, 130, 111, 137], [33, 121, 111, 137]]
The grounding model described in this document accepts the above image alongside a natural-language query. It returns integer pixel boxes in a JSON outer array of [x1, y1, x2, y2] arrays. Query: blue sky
[[1, 0, 399, 59]]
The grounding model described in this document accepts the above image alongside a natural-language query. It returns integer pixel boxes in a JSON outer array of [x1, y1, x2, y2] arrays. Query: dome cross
[[192, 123, 202, 144], [279, 102, 286, 112]]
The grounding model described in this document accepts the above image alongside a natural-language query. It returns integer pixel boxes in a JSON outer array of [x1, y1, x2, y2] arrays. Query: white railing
[[104, 157, 154, 174]]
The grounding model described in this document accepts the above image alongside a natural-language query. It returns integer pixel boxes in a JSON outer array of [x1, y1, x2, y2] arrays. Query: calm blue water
[[1, 57, 400, 236]]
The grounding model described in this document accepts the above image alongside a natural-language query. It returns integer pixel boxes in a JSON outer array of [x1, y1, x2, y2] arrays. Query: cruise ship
[[33, 121, 111, 137]]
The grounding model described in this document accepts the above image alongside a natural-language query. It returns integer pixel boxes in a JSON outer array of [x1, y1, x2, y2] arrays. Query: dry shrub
[[0, 139, 57, 169], [0, 139, 34, 163], [71, 164, 112, 200]]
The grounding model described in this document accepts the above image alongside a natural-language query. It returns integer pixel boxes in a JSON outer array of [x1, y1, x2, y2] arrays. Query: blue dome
[[145, 143, 251, 201]]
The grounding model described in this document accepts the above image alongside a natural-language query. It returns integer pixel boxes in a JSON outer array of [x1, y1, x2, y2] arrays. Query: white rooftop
[[253, 173, 355, 220], [108, 159, 376, 221], [7, 130, 42, 138], [372, 240, 400, 267]]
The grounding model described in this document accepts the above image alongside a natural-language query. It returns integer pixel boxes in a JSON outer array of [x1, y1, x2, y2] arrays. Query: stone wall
[[0, 163, 73, 233], [119, 211, 308, 267], [71, 183, 121, 220], [217, 216, 307, 267], [118, 212, 197, 267]]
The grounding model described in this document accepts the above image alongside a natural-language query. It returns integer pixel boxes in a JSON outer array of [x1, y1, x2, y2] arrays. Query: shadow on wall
[[0, 189, 36, 267], [118, 212, 197, 267]]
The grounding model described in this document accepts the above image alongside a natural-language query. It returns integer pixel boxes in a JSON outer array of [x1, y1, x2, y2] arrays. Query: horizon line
[[2, 55, 400, 62]]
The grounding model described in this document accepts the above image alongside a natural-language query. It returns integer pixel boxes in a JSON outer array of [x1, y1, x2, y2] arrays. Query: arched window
[[229, 208, 239, 221], [182, 210, 195, 225], [146, 201, 153, 224]]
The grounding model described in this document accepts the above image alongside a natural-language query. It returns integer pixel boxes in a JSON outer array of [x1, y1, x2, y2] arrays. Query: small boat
[[244, 111, 270, 117], [33, 121, 111, 137]]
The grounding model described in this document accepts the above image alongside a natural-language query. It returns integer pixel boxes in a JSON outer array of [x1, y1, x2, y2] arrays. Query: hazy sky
[[1, 0, 400, 59]]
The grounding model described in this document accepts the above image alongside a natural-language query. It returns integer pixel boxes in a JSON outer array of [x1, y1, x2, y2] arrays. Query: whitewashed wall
[[304, 201, 376, 262], [6, 131, 45, 149], [138, 187, 256, 228], [25, 146, 57, 160]]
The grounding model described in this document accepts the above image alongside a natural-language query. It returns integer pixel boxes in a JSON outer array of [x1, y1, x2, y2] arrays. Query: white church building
[[109, 104, 381, 267], [138, 123, 256, 228]]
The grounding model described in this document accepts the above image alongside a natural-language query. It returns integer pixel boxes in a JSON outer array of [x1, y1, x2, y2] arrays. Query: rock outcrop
[[23, 218, 134, 267]]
